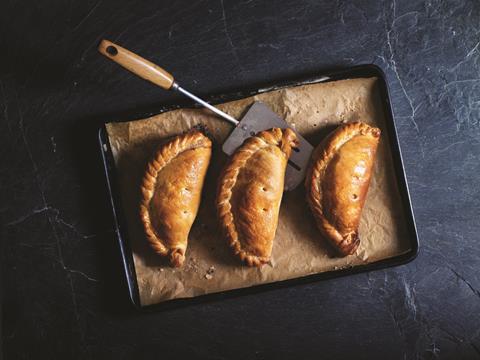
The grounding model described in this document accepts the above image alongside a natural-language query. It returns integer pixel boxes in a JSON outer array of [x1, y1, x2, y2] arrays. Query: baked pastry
[[305, 122, 380, 256], [140, 130, 212, 267], [216, 128, 298, 266]]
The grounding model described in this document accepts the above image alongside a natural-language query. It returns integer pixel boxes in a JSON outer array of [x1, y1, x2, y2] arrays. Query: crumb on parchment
[[204, 266, 215, 280]]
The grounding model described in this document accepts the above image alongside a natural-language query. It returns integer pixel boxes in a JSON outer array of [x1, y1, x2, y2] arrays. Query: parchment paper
[[106, 77, 411, 306]]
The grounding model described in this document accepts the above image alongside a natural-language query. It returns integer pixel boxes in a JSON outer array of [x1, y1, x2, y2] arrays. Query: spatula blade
[[222, 101, 313, 190]]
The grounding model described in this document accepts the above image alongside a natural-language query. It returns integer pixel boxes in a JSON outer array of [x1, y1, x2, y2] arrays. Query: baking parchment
[[105, 77, 411, 306]]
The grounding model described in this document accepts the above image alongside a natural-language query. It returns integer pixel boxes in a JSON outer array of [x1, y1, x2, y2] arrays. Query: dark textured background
[[2, 0, 480, 359]]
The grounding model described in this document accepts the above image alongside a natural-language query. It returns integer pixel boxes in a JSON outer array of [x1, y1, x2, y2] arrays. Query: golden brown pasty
[[305, 122, 381, 256], [140, 130, 212, 267], [216, 128, 297, 267]]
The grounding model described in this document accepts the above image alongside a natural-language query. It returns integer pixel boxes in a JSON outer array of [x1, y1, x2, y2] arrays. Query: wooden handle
[[98, 39, 175, 90]]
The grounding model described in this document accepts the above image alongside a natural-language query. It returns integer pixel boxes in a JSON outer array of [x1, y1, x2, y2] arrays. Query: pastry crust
[[140, 130, 212, 267], [305, 122, 381, 256], [216, 128, 298, 267]]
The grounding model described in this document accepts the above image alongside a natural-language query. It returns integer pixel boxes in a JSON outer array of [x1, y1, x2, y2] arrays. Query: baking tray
[[98, 64, 419, 311]]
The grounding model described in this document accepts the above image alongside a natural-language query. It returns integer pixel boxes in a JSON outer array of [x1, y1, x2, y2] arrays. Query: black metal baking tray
[[98, 64, 419, 311]]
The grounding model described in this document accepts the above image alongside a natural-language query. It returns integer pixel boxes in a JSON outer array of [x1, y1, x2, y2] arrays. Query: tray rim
[[98, 64, 419, 311]]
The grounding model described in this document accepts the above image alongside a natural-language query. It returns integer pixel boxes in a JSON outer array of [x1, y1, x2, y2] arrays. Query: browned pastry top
[[306, 122, 380, 256], [217, 128, 298, 267], [140, 130, 212, 267]]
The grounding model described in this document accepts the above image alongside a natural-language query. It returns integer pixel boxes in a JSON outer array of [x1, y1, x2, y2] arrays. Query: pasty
[[216, 128, 297, 266], [305, 122, 380, 256], [140, 130, 212, 267]]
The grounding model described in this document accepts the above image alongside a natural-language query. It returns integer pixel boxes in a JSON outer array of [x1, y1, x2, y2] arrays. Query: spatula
[[98, 39, 313, 190]]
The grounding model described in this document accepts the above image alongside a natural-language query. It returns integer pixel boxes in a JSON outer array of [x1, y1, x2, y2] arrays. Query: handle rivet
[[106, 46, 118, 56]]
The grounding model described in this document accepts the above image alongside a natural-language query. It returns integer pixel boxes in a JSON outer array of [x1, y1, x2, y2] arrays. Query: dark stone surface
[[2, 0, 480, 358]]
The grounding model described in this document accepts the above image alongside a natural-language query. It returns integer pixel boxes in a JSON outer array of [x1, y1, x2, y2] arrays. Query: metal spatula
[[98, 40, 313, 190]]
